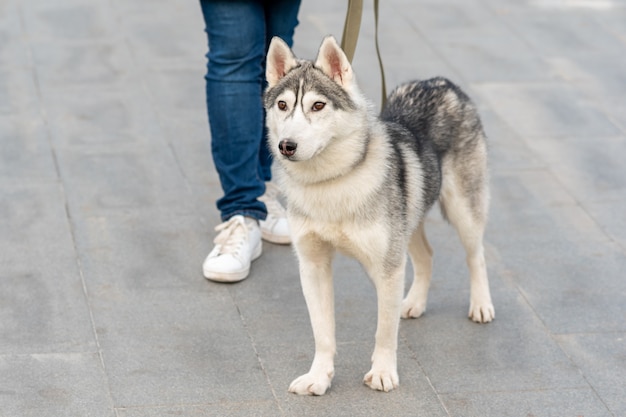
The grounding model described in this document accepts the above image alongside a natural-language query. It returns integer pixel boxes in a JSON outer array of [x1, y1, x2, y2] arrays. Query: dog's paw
[[288, 371, 333, 396], [363, 368, 399, 392], [401, 298, 426, 319], [469, 301, 495, 323]]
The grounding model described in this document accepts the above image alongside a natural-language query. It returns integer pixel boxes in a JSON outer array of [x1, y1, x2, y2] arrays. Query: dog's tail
[[380, 77, 485, 160]]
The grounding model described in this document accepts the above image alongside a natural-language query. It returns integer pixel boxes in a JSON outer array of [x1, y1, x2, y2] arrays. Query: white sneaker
[[258, 182, 291, 245], [203, 215, 262, 283]]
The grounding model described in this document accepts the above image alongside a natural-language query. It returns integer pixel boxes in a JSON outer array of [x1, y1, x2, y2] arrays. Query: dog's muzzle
[[278, 139, 297, 157]]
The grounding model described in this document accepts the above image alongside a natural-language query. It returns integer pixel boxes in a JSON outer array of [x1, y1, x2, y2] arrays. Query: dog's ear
[[314, 35, 353, 87], [266, 37, 298, 88]]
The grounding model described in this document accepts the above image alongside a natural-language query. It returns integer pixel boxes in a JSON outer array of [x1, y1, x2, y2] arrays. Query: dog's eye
[[312, 102, 326, 111], [277, 101, 287, 111]]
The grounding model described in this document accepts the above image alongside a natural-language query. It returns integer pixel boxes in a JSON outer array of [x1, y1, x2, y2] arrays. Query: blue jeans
[[200, 0, 301, 222]]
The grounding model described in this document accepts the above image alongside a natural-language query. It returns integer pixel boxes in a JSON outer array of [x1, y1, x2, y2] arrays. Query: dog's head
[[264, 36, 367, 169]]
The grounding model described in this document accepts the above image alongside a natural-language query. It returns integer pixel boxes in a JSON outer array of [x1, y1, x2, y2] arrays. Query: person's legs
[[253, 0, 302, 244], [200, 0, 267, 282], [200, 0, 267, 222], [264, 0, 301, 49], [257, 0, 302, 182], [200, 0, 301, 283]]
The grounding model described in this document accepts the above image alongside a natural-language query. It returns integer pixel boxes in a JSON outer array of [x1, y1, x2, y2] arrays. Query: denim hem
[[222, 209, 267, 223]]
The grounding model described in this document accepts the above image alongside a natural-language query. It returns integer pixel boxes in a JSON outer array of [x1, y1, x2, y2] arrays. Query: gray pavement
[[1, 0, 625, 415]]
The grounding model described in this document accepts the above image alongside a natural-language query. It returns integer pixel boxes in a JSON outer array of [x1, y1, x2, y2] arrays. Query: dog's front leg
[[363, 263, 405, 392], [288, 237, 336, 396]]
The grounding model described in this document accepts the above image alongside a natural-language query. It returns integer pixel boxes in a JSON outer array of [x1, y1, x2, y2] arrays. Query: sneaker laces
[[212, 216, 249, 260]]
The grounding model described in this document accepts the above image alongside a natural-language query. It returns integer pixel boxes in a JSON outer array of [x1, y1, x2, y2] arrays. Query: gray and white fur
[[264, 35, 494, 396]]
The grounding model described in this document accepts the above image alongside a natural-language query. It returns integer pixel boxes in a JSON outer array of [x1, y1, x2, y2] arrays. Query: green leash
[[340, 0, 387, 108]]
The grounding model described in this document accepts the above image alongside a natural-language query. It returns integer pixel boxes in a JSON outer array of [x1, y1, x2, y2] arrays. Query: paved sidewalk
[[2, 0, 626, 416]]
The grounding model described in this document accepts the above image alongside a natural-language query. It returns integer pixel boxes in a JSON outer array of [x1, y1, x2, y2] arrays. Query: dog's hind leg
[[288, 236, 336, 395], [363, 261, 405, 392], [440, 155, 495, 323], [401, 222, 433, 319]]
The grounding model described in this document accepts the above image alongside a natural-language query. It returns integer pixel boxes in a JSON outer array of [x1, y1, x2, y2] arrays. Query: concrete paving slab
[[70, 210, 208, 291], [546, 52, 626, 120], [488, 173, 612, 258], [491, 169, 578, 210], [95, 288, 275, 407], [19, 0, 115, 41], [2, 0, 626, 415], [594, 5, 626, 41], [0, 116, 57, 182], [140, 68, 207, 117], [499, 7, 625, 57], [474, 81, 622, 138], [111, 8, 205, 70], [260, 343, 448, 417], [523, 135, 626, 204], [488, 243, 626, 334], [0, 353, 114, 417], [158, 117, 216, 186], [557, 333, 626, 416], [0, 69, 40, 117], [56, 147, 193, 216], [369, 9, 462, 87], [70, 211, 274, 406], [0, 2, 30, 69], [476, 109, 548, 174], [585, 197, 626, 251], [40, 86, 161, 149], [30, 42, 133, 88], [224, 247, 313, 348], [441, 388, 611, 417], [0, 184, 96, 354], [115, 401, 281, 417], [400, 288, 586, 394], [393, 3, 553, 84]]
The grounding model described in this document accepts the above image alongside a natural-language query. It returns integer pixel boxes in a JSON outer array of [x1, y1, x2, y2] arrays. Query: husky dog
[[264, 36, 495, 396]]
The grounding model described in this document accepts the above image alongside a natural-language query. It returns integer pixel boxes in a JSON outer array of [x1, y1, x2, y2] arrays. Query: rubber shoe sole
[[203, 241, 263, 283], [260, 224, 292, 245]]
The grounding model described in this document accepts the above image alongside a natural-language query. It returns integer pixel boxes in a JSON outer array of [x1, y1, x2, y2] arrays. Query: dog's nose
[[278, 139, 297, 157]]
